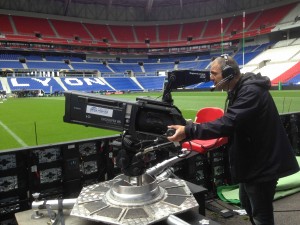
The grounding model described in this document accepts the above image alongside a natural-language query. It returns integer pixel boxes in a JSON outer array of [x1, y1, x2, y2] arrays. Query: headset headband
[[220, 54, 229, 62]]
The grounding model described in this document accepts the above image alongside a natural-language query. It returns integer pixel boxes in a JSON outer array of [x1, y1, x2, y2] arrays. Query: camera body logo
[[86, 105, 113, 117]]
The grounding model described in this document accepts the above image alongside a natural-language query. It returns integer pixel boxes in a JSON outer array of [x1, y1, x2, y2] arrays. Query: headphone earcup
[[222, 65, 235, 79]]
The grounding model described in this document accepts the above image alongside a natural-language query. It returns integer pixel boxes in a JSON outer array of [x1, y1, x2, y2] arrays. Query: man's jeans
[[239, 179, 278, 225]]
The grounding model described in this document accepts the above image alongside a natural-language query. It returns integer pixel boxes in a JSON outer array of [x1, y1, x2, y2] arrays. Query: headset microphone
[[210, 74, 234, 92]]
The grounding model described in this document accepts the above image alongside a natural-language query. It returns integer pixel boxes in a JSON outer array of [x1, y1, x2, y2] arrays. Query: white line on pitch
[[0, 120, 27, 147]]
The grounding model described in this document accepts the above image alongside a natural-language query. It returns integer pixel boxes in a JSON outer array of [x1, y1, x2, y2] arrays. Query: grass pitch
[[1, 90, 300, 150]]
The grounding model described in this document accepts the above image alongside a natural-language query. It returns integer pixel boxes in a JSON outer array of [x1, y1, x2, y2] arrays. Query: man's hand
[[167, 125, 186, 142]]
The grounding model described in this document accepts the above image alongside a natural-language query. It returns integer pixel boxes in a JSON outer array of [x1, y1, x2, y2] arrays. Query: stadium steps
[[223, 17, 234, 34], [130, 77, 145, 91], [47, 19, 60, 37], [246, 11, 261, 31], [289, 49, 300, 60], [132, 26, 138, 42], [68, 64, 74, 70], [8, 15, 18, 34], [0, 77, 11, 94], [105, 64, 115, 73], [199, 21, 208, 39], [99, 77, 116, 91], [21, 63, 28, 69], [178, 24, 183, 40], [156, 25, 159, 41], [107, 25, 117, 42], [82, 23, 95, 40], [54, 77, 68, 91]]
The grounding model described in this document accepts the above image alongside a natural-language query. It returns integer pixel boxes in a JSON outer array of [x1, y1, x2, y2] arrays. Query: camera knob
[[166, 128, 176, 136], [32, 193, 40, 201]]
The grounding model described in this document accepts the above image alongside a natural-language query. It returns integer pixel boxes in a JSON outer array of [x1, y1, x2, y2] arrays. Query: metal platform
[[71, 174, 199, 225]]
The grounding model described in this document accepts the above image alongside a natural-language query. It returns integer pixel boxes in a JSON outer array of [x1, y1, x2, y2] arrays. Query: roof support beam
[[63, 0, 71, 16], [146, 0, 154, 16]]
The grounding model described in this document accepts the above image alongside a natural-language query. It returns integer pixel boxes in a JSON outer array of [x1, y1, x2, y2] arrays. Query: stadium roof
[[0, 0, 298, 23]]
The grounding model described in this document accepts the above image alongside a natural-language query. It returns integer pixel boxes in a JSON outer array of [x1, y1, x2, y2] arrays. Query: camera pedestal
[[71, 174, 199, 225], [17, 174, 219, 225]]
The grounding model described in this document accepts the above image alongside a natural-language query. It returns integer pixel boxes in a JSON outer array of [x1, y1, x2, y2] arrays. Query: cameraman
[[167, 55, 299, 225]]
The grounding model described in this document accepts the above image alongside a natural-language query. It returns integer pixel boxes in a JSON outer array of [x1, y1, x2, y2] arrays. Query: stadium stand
[[109, 25, 136, 42], [109, 63, 143, 73], [202, 19, 221, 39], [135, 76, 165, 91], [255, 62, 298, 81], [143, 62, 175, 73], [184, 79, 214, 89], [233, 42, 274, 66], [122, 58, 154, 63], [177, 60, 210, 70], [71, 62, 113, 73], [44, 55, 84, 62], [134, 25, 157, 42], [50, 19, 92, 40], [25, 55, 44, 61], [181, 21, 206, 41], [7, 77, 64, 94], [247, 3, 295, 32], [272, 62, 300, 85], [0, 3, 298, 49], [0, 79, 4, 91], [249, 45, 299, 64], [0, 14, 14, 34], [273, 3, 300, 31], [83, 23, 113, 42], [0, 60, 24, 69], [1, 34, 300, 91], [177, 61, 199, 70], [60, 77, 114, 92], [103, 77, 143, 92], [0, 53, 23, 60], [286, 73, 300, 85], [12, 15, 56, 37], [26, 61, 70, 70], [0, 1, 299, 93], [158, 24, 181, 42]]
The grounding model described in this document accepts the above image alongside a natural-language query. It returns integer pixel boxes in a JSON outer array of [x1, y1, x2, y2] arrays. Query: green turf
[[0, 90, 299, 150]]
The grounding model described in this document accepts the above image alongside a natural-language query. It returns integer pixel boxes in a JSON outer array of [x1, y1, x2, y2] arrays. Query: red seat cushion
[[182, 137, 228, 154], [181, 107, 228, 154]]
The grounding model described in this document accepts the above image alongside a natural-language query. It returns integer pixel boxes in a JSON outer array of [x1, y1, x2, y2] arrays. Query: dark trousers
[[239, 179, 278, 225]]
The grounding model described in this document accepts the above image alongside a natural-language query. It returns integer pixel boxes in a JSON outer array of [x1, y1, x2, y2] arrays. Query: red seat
[[181, 107, 228, 154]]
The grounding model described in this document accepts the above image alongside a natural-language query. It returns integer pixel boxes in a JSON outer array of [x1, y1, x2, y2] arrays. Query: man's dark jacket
[[185, 72, 299, 183]]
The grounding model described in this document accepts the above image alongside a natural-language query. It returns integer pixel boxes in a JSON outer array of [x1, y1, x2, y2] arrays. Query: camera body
[[64, 70, 210, 138], [64, 91, 186, 139]]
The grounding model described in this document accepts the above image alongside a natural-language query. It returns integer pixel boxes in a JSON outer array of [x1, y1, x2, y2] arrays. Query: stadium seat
[[181, 107, 228, 154]]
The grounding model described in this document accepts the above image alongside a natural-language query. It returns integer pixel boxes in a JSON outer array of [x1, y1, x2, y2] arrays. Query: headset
[[220, 54, 236, 80], [210, 54, 237, 91]]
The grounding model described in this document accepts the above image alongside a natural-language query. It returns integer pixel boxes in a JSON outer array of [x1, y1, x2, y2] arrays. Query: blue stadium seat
[[60, 77, 114, 92], [0, 61, 24, 69], [286, 73, 300, 85], [71, 63, 112, 73], [7, 77, 64, 94], [135, 76, 165, 91], [26, 61, 70, 70], [104, 77, 143, 91]]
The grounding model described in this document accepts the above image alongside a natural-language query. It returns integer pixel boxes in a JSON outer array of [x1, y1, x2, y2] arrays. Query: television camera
[[30, 70, 212, 225], [64, 70, 210, 177]]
